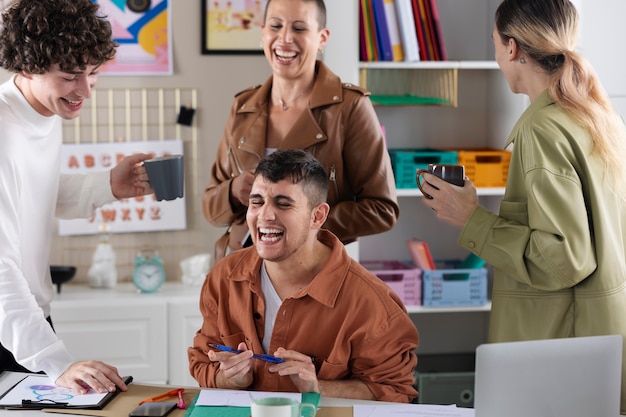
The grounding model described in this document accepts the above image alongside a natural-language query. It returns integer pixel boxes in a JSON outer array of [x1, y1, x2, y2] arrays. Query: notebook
[[474, 335, 622, 417]]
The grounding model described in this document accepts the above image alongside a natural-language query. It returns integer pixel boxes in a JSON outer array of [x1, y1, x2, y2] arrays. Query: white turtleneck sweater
[[0, 75, 115, 383]]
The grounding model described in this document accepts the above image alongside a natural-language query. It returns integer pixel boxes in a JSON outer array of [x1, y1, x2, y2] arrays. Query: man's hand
[[270, 348, 319, 393], [110, 153, 153, 199], [56, 360, 128, 394], [208, 342, 254, 389]]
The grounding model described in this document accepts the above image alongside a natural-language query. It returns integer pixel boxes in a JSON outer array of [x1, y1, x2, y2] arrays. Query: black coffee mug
[[143, 155, 184, 201], [416, 164, 465, 199]]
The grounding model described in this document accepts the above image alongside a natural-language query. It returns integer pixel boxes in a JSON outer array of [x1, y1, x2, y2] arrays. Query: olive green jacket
[[458, 90, 626, 412]]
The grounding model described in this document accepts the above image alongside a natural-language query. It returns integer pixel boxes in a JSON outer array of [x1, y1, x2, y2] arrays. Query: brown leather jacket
[[203, 61, 399, 255]]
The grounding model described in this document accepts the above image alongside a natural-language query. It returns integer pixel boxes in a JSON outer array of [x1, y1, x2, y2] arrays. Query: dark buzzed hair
[[254, 149, 329, 208]]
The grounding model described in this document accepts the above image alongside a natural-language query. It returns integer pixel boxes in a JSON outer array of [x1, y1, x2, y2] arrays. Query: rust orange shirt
[[188, 230, 418, 403]]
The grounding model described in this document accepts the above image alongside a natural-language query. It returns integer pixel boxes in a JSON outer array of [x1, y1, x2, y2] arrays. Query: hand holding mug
[[416, 164, 465, 199]]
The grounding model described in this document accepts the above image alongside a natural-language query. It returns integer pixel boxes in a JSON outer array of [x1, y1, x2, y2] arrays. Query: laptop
[[474, 335, 623, 417]]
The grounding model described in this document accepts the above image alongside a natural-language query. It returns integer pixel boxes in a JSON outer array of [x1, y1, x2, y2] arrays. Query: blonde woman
[[419, 0, 626, 412]]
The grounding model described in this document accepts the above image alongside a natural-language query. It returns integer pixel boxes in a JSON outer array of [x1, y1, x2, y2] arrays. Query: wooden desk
[[0, 372, 362, 417]]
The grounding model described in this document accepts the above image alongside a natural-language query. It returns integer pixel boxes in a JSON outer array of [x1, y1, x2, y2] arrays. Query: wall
[[1, 0, 623, 284], [577, 0, 626, 118], [0, 2, 271, 283]]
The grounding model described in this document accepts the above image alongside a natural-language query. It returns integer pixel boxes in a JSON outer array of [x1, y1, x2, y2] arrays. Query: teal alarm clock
[[132, 249, 166, 293]]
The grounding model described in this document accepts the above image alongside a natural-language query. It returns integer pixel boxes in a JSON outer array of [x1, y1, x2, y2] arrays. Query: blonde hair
[[496, 0, 626, 199]]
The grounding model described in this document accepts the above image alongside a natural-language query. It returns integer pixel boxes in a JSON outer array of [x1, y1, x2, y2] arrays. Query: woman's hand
[[230, 170, 255, 207], [420, 173, 479, 227]]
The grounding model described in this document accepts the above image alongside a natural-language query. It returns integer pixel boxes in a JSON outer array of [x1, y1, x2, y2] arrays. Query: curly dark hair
[[0, 0, 117, 74]]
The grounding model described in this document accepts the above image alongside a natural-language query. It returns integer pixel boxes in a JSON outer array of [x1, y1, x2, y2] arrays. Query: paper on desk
[[196, 389, 301, 407], [353, 403, 475, 417], [0, 374, 109, 407]]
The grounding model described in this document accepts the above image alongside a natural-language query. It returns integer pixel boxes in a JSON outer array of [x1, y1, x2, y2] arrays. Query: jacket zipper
[[329, 165, 338, 197], [229, 139, 262, 175]]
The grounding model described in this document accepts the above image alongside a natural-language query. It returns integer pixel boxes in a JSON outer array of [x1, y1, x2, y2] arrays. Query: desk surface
[[0, 372, 394, 417]]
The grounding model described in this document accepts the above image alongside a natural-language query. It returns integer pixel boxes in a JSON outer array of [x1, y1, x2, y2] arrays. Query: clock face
[[133, 261, 165, 293]]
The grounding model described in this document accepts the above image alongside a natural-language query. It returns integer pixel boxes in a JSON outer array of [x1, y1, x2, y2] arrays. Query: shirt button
[[468, 241, 476, 249], [344, 83, 352, 87], [240, 104, 246, 109], [316, 133, 323, 139], [333, 96, 339, 101], [239, 137, 245, 144]]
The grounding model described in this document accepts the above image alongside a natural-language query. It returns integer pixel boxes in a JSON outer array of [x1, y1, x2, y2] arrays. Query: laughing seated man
[[188, 149, 418, 402]]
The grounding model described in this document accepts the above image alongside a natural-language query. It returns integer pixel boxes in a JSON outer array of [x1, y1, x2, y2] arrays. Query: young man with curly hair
[[0, 0, 154, 393]]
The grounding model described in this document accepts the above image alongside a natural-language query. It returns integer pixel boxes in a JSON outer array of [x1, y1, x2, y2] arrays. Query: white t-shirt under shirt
[[260, 261, 282, 353]]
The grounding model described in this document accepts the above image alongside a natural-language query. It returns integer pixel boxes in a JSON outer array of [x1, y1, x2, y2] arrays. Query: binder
[[359, 0, 369, 61], [427, 0, 448, 60], [360, 0, 375, 61], [372, 0, 393, 61], [410, 0, 429, 60], [406, 238, 436, 270], [416, 0, 437, 60], [364, 0, 380, 61], [382, 0, 405, 61], [395, 0, 420, 61], [422, 0, 441, 60]]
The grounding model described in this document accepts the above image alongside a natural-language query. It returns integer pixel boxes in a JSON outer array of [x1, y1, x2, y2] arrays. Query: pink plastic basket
[[361, 260, 422, 306]]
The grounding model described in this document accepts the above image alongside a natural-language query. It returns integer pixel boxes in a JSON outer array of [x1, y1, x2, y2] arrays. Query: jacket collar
[[506, 89, 554, 148], [227, 230, 350, 308], [236, 60, 345, 115]]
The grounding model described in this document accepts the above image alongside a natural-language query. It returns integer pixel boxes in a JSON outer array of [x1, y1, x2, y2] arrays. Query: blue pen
[[209, 343, 285, 364]]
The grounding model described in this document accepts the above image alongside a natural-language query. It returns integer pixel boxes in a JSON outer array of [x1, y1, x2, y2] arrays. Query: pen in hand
[[209, 343, 285, 364]]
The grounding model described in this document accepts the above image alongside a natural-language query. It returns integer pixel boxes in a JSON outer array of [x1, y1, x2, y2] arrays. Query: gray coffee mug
[[416, 163, 465, 199], [143, 155, 184, 201]]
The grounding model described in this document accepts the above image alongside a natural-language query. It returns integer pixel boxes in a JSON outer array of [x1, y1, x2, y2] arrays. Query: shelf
[[396, 187, 505, 197], [359, 61, 499, 70], [360, 66, 458, 107], [406, 302, 491, 314], [359, 61, 499, 108]]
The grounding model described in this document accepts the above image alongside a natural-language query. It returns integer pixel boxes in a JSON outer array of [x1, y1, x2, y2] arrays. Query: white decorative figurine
[[88, 223, 117, 288]]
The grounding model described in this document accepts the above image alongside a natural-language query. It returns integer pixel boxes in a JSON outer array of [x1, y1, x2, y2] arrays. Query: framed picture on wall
[[202, 0, 268, 54]]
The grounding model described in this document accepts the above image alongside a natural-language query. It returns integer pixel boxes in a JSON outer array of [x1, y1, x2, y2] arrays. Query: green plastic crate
[[389, 148, 458, 189]]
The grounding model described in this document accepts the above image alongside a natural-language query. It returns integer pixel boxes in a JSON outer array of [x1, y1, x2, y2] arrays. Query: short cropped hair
[[0, 0, 117, 74], [264, 0, 327, 30], [254, 149, 329, 209]]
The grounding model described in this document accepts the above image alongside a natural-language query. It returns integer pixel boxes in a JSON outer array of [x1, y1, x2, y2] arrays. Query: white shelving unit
[[396, 187, 505, 198], [406, 303, 492, 315], [359, 61, 499, 70], [325, 0, 527, 358]]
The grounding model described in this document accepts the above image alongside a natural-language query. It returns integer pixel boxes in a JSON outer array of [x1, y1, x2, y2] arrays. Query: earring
[[520, 57, 526, 64]]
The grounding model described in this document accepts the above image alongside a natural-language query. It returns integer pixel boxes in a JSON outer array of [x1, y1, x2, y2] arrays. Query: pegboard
[[61, 87, 199, 193]]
